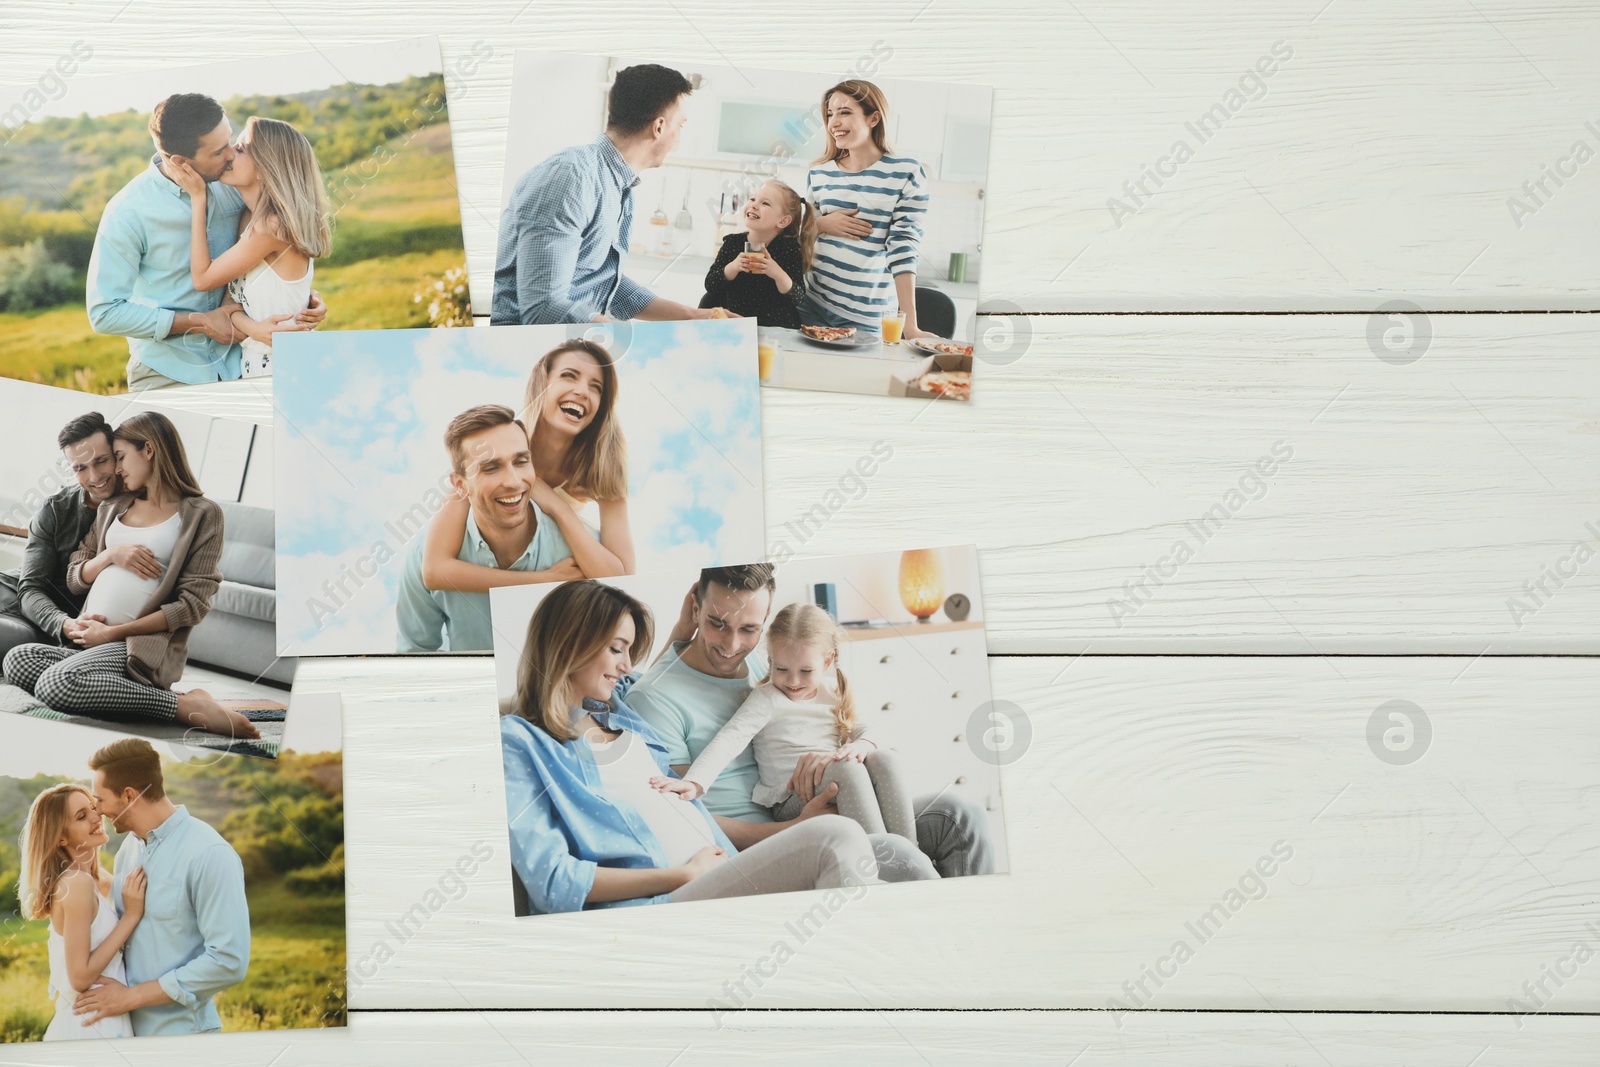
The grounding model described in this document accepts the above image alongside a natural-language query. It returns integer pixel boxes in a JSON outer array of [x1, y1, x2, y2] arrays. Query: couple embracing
[[20, 738, 249, 1039], [396, 337, 635, 653], [501, 563, 993, 915], [88, 92, 332, 389], [0, 411, 256, 739]]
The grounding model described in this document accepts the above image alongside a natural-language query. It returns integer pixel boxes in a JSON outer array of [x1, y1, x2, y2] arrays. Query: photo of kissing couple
[[1, 705, 345, 1043], [0, 37, 469, 395], [0, 380, 293, 756], [489, 548, 1008, 917]]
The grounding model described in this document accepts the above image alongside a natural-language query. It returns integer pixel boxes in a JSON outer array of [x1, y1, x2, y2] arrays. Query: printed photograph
[[494, 51, 991, 400], [0, 697, 344, 1042], [0, 36, 470, 394], [273, 318, 765, 657], [489, 546, 1008, 917], [0, 379, 294, 758]]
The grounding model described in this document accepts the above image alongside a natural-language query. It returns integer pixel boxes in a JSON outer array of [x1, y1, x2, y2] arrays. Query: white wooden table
[[4, 1, 1597, 1063]]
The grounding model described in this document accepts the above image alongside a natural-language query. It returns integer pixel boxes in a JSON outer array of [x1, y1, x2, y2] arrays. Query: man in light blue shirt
[[492, 63, 730, 326], [87, 93, 324, 390], [629, 564, 996, 880], [396, 405, 579, 652], [79, 737, 249, 1035]]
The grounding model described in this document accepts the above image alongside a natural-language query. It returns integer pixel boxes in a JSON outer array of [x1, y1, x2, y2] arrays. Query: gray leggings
[[670, 814, 878, 903], [770, 749, 917, 842]]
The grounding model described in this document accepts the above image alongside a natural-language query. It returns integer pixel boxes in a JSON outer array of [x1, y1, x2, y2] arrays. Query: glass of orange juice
[[757, 337, 777, 381], [881, 308, 906, 345]]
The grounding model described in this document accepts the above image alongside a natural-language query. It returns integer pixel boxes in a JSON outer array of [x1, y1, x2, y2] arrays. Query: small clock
[[943, 593, 971, 621]]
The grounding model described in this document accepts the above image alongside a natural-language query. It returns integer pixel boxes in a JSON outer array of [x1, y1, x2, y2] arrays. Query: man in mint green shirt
[[87, 93, 324, 389], [628, 564, 995, 880], [395, 405, 579, 652], [79, 738, 250, 1035]]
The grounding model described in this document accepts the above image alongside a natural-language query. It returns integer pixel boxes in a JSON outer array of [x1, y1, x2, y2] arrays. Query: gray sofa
[[187, 500, 293, 686]]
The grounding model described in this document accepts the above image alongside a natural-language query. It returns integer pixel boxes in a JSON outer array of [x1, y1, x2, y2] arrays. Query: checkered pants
[[2, 641, 179, 722]]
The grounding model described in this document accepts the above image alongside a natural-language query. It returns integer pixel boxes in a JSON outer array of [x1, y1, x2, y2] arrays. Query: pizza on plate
[[801, 324, 856, 342], [918, 369, 971, 401]]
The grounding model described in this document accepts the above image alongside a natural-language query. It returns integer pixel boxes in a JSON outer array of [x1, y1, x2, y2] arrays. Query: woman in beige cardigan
[[2, 412, 257, 739]]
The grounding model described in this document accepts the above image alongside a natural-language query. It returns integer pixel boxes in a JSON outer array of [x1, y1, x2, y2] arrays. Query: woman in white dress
[[20, 784, 146, 1040], [171, 116, 333, 377], [419, 338, 637, 595]]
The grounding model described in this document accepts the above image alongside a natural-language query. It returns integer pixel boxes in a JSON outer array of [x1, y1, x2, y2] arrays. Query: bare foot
[[175, 688, 260, 740]]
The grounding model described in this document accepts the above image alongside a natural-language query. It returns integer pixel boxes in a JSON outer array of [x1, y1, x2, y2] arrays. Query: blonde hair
[[510, 580, 654, 742], [764, 603, 857, 745], [760, 179, 818, 275], [19, 784, 97, 921], [812, 80, 893, 165], [242, 116, 332, 258], [522, 339, 627, 501], [114, 411, 202, 500]]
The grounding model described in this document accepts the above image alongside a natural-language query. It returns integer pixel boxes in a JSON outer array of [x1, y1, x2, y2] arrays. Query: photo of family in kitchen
[[493, 51, 992, 400], [0, 379, 293, 758], [487, 546, 1008, 917], [0, 37, 469, 395]]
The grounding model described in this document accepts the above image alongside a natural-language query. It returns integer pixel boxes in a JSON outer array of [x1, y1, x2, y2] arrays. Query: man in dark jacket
[[0, 412, 124, 658]]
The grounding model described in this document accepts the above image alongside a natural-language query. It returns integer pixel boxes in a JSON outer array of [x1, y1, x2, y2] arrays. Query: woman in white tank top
[[21, 784, 146, 1040], [170, 115, 332, 377]]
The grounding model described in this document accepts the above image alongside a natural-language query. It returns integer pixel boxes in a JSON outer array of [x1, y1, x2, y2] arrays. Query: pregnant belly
[[82, 566, 159, 626]]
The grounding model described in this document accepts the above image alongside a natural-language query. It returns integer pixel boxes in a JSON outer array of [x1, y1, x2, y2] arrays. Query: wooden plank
[[293, 652, 1600, 1012], [3, 1, 1595, 313], [8, 1009, 1598, 1065], [135, 313, 1600, 654]]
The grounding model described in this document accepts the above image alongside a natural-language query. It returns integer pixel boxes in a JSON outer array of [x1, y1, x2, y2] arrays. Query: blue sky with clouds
[[272, 320, 764, 655]]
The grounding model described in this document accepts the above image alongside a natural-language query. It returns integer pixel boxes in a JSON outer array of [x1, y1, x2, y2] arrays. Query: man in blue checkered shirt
[[492, 64, 733, 326]]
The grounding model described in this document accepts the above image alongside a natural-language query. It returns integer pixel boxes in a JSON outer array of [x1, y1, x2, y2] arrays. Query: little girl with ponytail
[[700, 179, 816, 328], [653, 601, 917, 844]]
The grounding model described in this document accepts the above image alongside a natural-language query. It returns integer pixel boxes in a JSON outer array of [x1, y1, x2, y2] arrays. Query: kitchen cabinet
[[835, 620, 1001, 816]]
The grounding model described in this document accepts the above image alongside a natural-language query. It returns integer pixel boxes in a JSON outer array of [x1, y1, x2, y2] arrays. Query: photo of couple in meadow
[[487, 549, 1010, 917], [0, 706, 345, 1043], [0, 380, 294, 756], [0, 37, 469, 395], [271, 319, 764, 657], [493, 53, 992, 399]]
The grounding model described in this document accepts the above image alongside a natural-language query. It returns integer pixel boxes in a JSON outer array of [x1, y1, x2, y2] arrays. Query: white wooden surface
[[3, 1, 1598, 1062], [154, 314, 1600, 655]]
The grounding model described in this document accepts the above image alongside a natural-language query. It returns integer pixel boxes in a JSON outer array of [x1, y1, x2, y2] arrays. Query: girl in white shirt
[[654, 602, 917, 843], [171, 116, 332, 377]]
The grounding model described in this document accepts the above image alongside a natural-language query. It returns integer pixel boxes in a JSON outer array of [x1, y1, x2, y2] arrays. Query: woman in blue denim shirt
[[500, 579, 881, 915]]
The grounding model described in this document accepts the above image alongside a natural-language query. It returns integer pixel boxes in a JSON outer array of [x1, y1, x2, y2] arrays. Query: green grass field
[[0, 121, 468, 395], [0, 877, 345, 1042]]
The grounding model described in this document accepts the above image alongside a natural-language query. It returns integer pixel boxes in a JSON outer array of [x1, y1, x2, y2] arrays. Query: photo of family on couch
[[0, 703, 345, 1042], [0, 37, 470, 395], [493, 52, 992, 400], [488, 546, 1008, 917], [0, 379, 293, 758], [272, 319, 764, 657]]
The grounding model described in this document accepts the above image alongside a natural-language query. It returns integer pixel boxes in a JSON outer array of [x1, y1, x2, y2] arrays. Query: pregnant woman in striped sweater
[[800, 80, 939, 340]]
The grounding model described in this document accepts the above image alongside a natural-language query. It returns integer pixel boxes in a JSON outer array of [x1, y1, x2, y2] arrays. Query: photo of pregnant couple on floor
[[0, 388, 291, 753], [495, 562, 1002, 917]]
